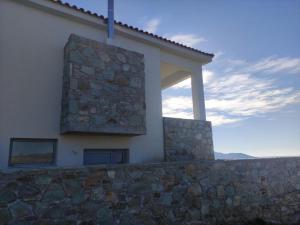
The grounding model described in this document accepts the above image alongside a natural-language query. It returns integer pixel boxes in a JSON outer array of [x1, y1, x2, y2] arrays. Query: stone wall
[[61, 34, 146, 135], [163, 117, 214, 161], [0, 157, 299, 225]]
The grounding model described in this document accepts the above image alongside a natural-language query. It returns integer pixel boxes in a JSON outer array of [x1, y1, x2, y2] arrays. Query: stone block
[[0, 208, 11, 224], [9, 201, 33, 219], [0, 190, 16, 205], [61, 34, 146, 135]]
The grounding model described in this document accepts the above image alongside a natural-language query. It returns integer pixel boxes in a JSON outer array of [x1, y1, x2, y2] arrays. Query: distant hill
[[214, 152, 256, 160]]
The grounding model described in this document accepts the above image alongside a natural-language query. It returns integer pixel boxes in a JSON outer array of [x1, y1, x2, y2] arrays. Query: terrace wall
[[0, 157, 299, 225], [163, 117, 214, 161]]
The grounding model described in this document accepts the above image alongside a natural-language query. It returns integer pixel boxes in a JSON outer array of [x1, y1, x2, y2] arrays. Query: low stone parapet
[[0, 157, 299, 224], [163, 117, 214, 161]]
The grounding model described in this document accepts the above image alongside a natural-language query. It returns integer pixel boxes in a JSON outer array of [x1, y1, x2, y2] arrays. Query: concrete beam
[[161, 70, 190, 90]]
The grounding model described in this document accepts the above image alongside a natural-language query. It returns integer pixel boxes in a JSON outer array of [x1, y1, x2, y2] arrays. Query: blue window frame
[[83, 149, 128, 165]]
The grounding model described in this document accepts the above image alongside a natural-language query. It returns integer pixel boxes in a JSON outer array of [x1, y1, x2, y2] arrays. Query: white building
[[0, 0, 214, 169]]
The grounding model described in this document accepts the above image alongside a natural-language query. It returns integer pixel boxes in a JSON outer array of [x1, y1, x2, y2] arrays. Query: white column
[[191, 67, 206, 120]]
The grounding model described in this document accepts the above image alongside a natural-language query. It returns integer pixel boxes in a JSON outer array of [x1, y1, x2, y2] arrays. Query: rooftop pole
[[107, 0, 114, 42]]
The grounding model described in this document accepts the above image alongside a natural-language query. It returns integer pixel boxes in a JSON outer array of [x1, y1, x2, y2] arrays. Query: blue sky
[[64, 0, 300, 157]]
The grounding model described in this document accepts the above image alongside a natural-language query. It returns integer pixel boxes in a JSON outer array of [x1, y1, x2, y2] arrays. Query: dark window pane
[[10, 139, 56, 166], [111, 151, 124, 164], [84, 150, 110, 165], [84, 149, 128, 165]]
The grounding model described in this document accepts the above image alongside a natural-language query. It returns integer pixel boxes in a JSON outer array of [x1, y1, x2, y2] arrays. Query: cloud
[[248, 56, 300, 74], [222, 56, 300, 75], [144, 18, 160, 33], [168, 34, 206, 47], [206, 112, 243, 126], [205, 73, 300, 118], [162, 96, 244, 126], [162, 56, 300, 126], [203, 70, 214, 84], [143, 19, 206, 48], [213, 51, 224, 60], [162, 96, 193, 119]]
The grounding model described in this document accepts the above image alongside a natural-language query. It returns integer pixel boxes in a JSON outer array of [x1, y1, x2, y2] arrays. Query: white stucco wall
[[0, 0, 164, 168]]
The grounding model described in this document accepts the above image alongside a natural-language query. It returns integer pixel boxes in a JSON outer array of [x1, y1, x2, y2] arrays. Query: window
[[9, 138, 57, 167], [83, 149, 128, 165]]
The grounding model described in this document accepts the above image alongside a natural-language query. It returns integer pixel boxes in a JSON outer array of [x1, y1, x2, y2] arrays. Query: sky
[[63, 0, 300, 157]]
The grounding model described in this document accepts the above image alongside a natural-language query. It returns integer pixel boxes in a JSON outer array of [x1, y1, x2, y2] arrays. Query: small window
[[9, 138, 57, 167], [84, 149, 128, 165]]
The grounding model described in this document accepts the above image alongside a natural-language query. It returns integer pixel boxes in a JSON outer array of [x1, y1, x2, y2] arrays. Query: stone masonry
[[61, 34, 146, 135], [163, 117, 214, 161], [0, 157, 299, 225]]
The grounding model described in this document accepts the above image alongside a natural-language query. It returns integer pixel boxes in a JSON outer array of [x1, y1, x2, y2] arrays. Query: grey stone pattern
[[0, 157, 299, 225], [163, 117, 215, 161], [61, 34, 146, 135]]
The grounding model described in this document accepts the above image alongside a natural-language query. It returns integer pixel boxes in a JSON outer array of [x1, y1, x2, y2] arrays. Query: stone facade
[[0, 157, 299, 225], [61, 34, 146, 135], [163, 117, 214, 161]]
